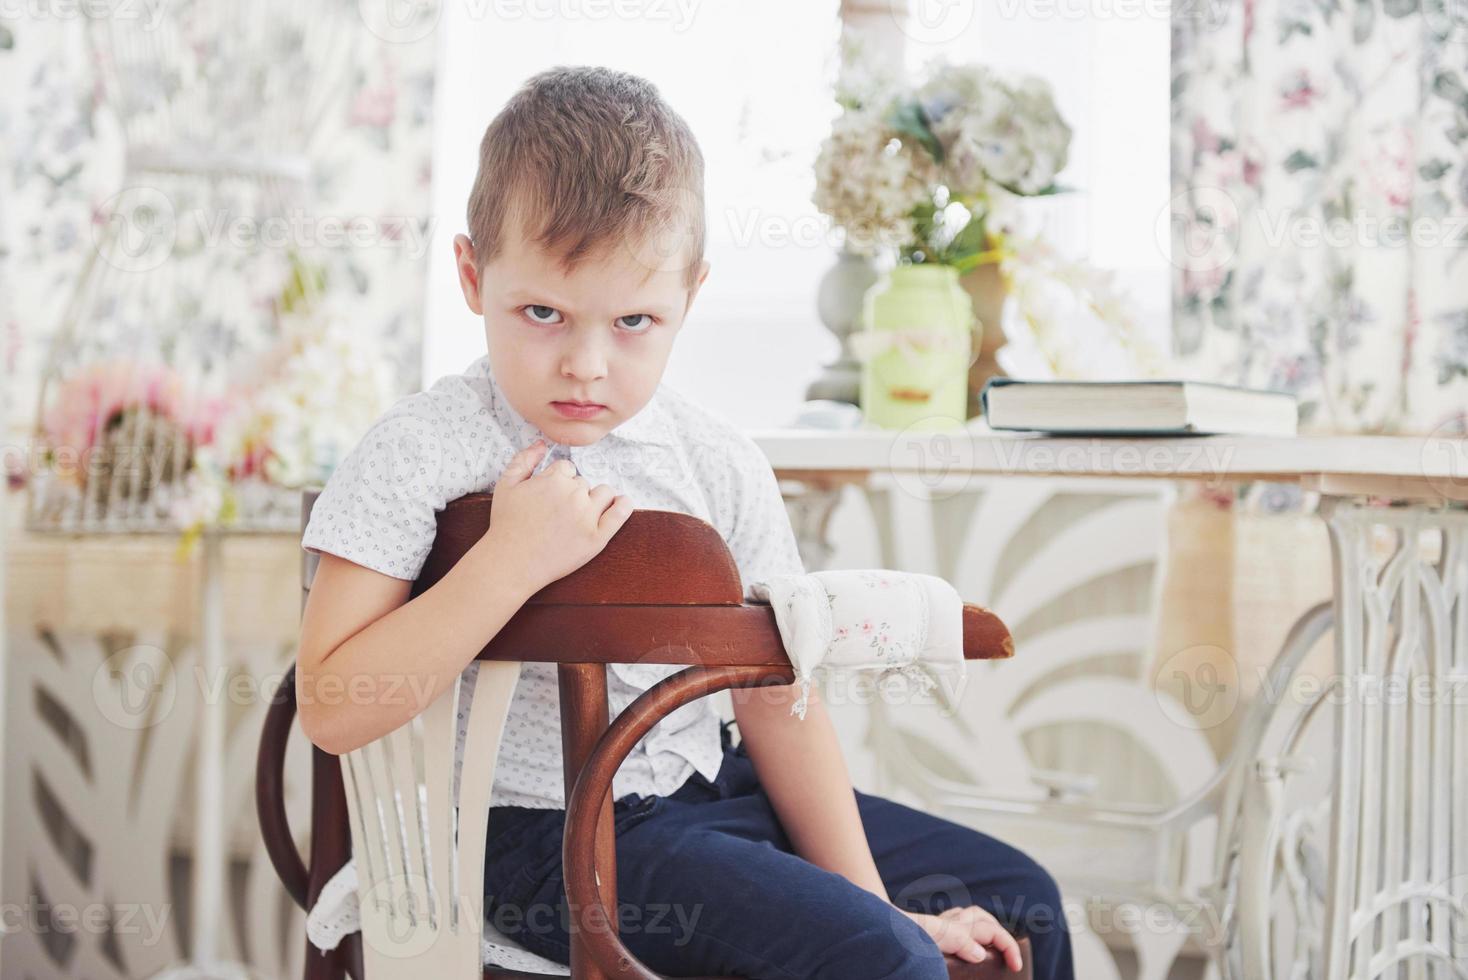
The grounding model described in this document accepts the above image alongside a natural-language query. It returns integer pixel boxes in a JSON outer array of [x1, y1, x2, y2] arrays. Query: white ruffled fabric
[[305, 860, 571, 974], [304, 569, 966, 964], [748, 569, 968, 719]]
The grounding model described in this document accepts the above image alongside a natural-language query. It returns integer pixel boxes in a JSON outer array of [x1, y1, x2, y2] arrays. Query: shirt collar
[[473, 355, 678, 450]]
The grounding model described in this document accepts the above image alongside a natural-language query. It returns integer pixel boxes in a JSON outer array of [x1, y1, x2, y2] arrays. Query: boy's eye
[[524, 305, 563, 325], [617, 314, 653, 332]]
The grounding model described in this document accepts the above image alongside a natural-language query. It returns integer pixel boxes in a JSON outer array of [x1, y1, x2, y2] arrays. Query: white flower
[[813, 107, 939, 256], [997, 233, 1167, 380], [919, 63, 1071, 197], [171, 298, 398, 532]]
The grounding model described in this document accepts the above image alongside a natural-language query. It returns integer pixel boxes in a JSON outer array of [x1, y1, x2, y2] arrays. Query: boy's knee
[[841, 905, 949, 980], [786, 899, 948, 980], [1012, 862, 1068, 940]]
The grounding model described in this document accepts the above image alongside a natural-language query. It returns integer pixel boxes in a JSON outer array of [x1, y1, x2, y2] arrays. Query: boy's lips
[[551, 400, 607, 420]]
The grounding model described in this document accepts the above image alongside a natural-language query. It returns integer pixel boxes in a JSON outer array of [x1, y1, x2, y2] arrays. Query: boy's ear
[[453, 234, 484, 316], [683, 258, 712, 314]]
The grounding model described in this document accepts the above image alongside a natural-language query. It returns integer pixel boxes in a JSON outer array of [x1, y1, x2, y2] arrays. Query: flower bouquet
[[814, 60, 1071, 268], [814, 59, 1073, 427]]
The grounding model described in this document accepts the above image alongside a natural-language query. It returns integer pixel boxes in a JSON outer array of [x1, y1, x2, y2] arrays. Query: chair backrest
[[339, 659, 523, 975]]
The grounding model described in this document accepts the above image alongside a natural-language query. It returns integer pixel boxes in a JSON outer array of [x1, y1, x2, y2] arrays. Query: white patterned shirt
[[301, 353, 805, 809]]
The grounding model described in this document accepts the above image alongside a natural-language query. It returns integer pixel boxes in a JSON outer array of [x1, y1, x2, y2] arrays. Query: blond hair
[[466, 66, 705, 287]]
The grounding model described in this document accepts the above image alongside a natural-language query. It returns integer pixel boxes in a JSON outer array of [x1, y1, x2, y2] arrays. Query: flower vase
[[855, 264, 974, 431]]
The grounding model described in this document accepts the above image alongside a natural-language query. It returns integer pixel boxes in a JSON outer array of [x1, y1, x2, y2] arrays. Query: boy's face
[[453, 221, 709, 447]]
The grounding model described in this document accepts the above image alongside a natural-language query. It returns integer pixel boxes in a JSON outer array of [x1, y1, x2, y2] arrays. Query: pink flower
[[1281, 72, 1322, 112], [40, 360, 228, 477], [834, 626, 850, 640], [860, 619, 875, 635], [350, 86, 397, 129]]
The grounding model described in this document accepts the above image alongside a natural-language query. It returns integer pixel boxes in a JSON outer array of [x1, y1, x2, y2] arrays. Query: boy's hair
[[467, 66, 706, 287]]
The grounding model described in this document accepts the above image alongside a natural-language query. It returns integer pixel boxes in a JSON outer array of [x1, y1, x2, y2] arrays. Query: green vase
[[856, 264, 975, 431]]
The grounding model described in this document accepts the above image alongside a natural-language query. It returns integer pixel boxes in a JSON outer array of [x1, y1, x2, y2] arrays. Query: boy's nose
[[560, 338, 608, 382]]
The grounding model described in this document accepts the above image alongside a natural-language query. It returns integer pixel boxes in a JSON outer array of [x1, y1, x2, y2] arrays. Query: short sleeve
[[724, 436, 805, 597], [301, 395, 473, 581]]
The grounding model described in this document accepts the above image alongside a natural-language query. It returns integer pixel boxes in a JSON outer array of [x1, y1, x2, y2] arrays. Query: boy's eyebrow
[[504, 288, 574, 309]]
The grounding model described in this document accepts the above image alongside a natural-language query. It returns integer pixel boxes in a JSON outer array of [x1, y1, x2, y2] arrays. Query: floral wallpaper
[[0, 4, 440, 461], [1171, 0, 1468, 434]]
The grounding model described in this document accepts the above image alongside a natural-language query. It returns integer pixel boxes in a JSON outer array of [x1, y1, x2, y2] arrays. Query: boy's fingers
[[588, 484, 616, 509], [935, 908, 1020, 970], [499, 440, 547, 487], [930, 918, 985, 962], [972, 921, 1023, 973], [597, 495, 634, 538]]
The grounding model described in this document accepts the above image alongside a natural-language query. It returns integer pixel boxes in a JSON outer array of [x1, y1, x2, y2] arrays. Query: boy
[[298, 66, 1071, 979]]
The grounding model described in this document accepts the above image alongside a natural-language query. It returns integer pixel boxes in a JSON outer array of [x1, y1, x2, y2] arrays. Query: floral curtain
[[1171, 0, 1468, 434], [0, 9, 438, 458]]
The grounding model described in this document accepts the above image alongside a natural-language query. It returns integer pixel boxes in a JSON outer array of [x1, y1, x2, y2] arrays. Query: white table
[[750, 427, 1468, 980]]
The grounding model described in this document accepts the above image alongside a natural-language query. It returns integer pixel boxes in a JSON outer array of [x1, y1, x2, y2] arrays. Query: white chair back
[[339, 661, 526, 976]]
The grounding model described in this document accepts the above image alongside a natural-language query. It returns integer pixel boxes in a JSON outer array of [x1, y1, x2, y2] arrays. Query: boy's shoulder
[[653, 383, 766, 465]]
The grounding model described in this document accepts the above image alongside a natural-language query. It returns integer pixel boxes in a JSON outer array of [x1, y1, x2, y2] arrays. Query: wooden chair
[[257, 490, 1033, 980]]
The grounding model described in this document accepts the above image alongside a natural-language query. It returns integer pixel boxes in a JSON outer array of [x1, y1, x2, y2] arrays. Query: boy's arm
[[729, 684, 888, 899], [732, 683, 1024, 971], [720, 445, 1023, 970], [297, 533, 538, 755], [299, 440, 632, 755]]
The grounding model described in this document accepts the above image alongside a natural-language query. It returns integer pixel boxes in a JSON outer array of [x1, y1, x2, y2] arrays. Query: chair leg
[[303, 939, 349, 980], [304, 747, 356, 980], [558, 663, 619, 980]]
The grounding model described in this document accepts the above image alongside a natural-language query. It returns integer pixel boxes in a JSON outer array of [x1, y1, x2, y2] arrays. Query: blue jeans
[[483, 721, 1073, 980]]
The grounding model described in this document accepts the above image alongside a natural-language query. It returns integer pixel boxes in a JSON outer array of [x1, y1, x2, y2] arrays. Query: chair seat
[[483, 922, 571, 976]]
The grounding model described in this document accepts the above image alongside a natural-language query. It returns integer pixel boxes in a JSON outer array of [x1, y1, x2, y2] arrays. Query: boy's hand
[[903, 906, 1025, 972], [484, 439, 634, 593]]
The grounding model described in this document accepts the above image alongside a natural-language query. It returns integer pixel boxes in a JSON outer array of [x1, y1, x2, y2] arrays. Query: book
[[980, 379, 1298, 436]]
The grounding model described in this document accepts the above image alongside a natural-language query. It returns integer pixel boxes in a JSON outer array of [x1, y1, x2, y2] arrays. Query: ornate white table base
[[1318, 501, 1467, 980]]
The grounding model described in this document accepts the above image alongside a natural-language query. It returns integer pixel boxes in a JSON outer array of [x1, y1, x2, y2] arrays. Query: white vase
[[806, 249, 880, 405]]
